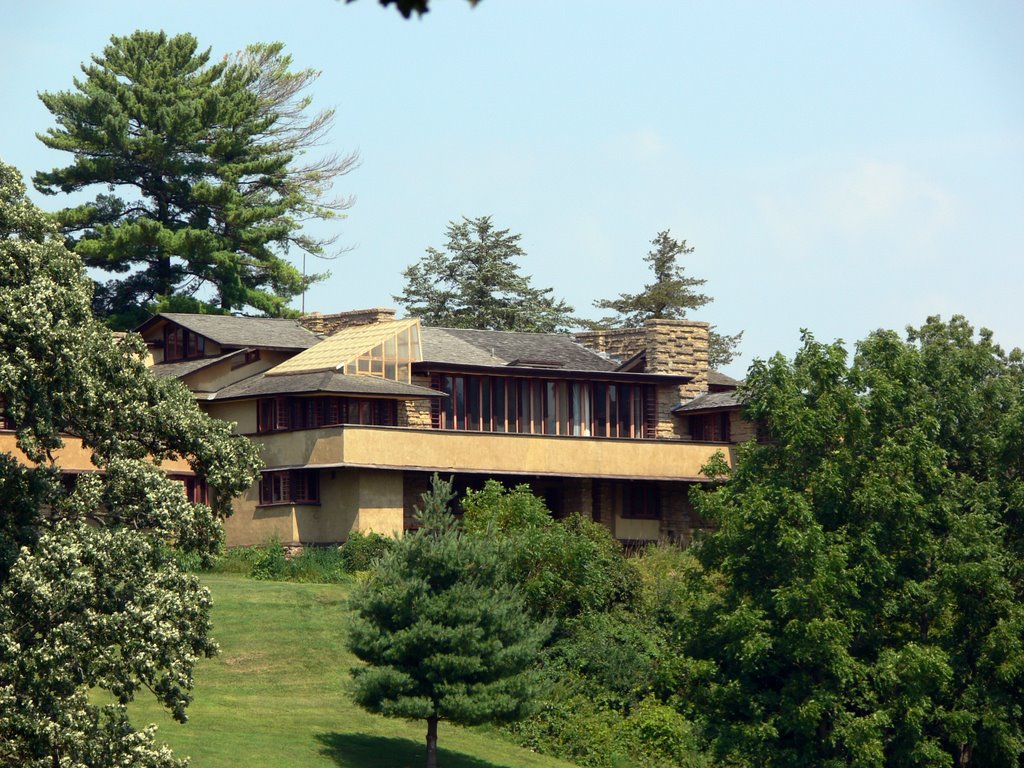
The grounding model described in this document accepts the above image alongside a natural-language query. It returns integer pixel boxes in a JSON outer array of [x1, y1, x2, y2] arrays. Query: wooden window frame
[[259, 470, 319, 505], [432, 374, 651, 440], [621, 482, 661, 520]]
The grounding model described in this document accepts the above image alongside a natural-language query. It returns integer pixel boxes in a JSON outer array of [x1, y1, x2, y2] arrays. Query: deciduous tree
[[348, 476, 549, 768], [34, 31, 355, 327], [592, 230, 742, 368], [394, 216, 576, 333], [681, 317, 1024, 767], [0, 160, 260, 767]]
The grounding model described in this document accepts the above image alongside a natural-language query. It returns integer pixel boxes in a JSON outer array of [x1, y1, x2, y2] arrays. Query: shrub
[[338, 530, 395, 573], [287, 545, 347, 583], [250, 540, 287, 580], [462, 481, 639, 621]]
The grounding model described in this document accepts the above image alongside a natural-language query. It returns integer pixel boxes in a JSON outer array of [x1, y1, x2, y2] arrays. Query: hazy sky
[[3, 1, 1022, 376]]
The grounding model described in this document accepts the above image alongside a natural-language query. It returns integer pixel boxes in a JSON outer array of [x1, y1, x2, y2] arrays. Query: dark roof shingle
[[420, 327, 615, 372], [211, 371, 444, 401], [149, 350, 244, 380], [672, 391, 743, 414], [140, 313, 321, 350]]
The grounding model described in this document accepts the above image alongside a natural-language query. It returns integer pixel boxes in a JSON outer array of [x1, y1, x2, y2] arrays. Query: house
[[129, 308, 747, 546]]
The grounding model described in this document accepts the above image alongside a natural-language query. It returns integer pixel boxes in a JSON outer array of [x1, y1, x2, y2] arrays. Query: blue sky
[[3, 0, 1022, 376]]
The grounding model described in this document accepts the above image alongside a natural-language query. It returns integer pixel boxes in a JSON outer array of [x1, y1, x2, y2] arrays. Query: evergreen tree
[[34, 31, 354, 328], [0, 160, 260, 766], [348, 476, 550, 768], [394, 216, 576, 333], [592, 230, 742, 368], [680, 317, 1024, 767]]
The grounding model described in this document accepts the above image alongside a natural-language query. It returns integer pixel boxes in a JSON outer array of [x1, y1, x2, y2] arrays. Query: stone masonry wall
[[400, 373, 435, 428], [298, 307, 398, 336]]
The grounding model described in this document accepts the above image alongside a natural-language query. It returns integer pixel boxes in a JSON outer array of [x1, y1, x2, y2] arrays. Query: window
[[256, 396, 396, 433], [164, 325, 206, 361], [622, 482, 661, 519], [434, 374, 652, 439], [341, 323, 421, 383], [689, 412, 731, 442], [169, 474, 211, 505], [259, 470, 319, 505]]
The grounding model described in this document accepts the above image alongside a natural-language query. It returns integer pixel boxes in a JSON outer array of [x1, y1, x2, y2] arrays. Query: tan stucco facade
[[255, 424, 732, 482], [227, 466, 404, 547]]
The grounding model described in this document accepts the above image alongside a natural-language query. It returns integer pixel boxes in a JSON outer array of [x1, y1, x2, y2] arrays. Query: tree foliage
[[348, 0, 481, 19], [0, 161, 261, 766], [34, 31, 355, 327], [592, 230, 742, 368], [394, 216, 576, 333], [461, 480, 638, 622], [347, 476, 550, 768], [680, 317, 1024, 767]]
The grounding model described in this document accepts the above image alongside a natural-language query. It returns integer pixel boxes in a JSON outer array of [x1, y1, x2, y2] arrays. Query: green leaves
[[682, 317, 1024, 767], [0, 160, 260, 766]]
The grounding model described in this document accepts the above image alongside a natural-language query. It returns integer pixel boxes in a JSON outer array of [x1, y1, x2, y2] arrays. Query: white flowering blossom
[[0, 161, 261, 766]]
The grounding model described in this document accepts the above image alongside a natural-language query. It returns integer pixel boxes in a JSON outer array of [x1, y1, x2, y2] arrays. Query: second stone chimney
[[299, 307, 398, 336]]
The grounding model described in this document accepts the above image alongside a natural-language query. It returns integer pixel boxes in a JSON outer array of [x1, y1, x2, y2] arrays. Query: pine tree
[[34, 31, 354, 327], [592, 230, 742, 367], [348, 476, 550, 768], [394, 216, 576, 333]]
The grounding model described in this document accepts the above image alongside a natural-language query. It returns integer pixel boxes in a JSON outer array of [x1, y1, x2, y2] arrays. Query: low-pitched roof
[[707, 371, 742, 390], [672, 391, 743, 414], [420, 327, 616, 372], [137, 313, 321, 351], [148, 350, 245, 380], [210, 370, 444, 401]]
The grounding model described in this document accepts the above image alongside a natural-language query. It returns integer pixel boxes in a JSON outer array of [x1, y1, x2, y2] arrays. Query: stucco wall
[[184, 350, 291, 394], [204, 400, 257, 436], [224, 466, 404, 547]]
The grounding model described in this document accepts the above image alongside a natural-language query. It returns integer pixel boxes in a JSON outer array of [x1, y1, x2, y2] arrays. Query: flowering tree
[[0, 160, 260, 767]]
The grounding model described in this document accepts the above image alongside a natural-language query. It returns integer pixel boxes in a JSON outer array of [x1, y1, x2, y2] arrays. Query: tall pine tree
[[592, 230, 742, 368], [394, 216, 576, 333], [34, 31, 355, 327]]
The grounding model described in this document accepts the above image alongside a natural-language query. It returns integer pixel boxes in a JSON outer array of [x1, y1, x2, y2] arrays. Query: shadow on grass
[[316, 732, 513, 768]]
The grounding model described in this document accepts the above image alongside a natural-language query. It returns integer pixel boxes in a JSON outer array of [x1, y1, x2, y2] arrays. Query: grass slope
[[131, 575, 574, 768]]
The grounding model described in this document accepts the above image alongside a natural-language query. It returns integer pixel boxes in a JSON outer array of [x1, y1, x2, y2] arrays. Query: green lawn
[[130, 574, 576, 768]]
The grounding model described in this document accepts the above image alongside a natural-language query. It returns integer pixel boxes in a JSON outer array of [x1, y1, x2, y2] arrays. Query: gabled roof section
[[266, 318, 421, 377], [420, 327, 616, 372], [137, 313, 321, 351], [708, 371, 742, 391], [211, 370, 443, 401], [673, 391, 743, 414], [149, 349, 246, 379]]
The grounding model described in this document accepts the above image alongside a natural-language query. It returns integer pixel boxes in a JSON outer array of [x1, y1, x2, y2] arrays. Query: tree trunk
[[957, 743, 971, 767], [425, 714, 439, 768]]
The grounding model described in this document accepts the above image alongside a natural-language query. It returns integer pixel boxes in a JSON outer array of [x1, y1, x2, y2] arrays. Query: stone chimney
[[299, 307, 398, 336], [576, 320, 710, 438]]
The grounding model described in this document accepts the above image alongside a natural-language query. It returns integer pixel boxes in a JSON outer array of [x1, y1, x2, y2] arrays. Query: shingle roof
[[211, 371, 444, 401], [140, 313, 321, 350], [708, 371, 742, 389], [672, 391, 743, 414], [148, 350, 244, 379], [420, 327, 616, 372]]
